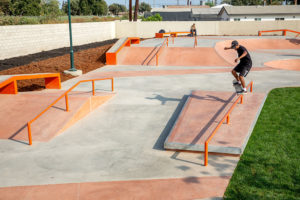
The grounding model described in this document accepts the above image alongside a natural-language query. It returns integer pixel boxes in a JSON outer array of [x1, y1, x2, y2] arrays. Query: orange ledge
[[155, 31, 190, 38], [106, 37, 140, 65], [0, 73, 61, 94]]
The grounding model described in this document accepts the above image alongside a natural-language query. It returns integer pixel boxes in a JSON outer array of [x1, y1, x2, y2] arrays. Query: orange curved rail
[[156, 37, 169, 66], [204, 81, 253, 166], [27, 77, 114, 145], [258, 29, 300, 37]]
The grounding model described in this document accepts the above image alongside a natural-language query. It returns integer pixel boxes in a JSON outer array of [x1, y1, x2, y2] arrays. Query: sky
[[58, 0, 222, 8]]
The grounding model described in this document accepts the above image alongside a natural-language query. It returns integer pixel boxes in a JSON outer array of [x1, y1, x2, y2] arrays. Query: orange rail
[[204, 81, 253, 166], [156, 37, 169, 66], [27, 77, 114, 145], [258, 29, 300, 37]]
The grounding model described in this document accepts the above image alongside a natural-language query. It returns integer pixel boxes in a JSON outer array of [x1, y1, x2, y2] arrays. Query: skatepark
[[0, 32, 300, 199]]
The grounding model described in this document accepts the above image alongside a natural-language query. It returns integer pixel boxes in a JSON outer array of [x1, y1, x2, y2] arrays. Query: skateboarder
[[224, 40, 252, 94]]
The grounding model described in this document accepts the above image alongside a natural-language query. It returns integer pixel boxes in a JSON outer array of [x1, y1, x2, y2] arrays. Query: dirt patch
[[0, 40, 117, 91]]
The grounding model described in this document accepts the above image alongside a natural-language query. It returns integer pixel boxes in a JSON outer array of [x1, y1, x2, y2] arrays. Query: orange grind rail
[[258, 29, 300, 36], [27, 77, 114, 145], [204, 81, 253, 166], [0, 73, 61, 94]]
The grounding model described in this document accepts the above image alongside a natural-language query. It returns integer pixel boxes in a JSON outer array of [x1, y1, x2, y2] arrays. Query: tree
[[138, 2, 151, 13], [0, 0, 11, 15], [62, 0, 80, 15], [41, 0, 60, 16], [10, 0, 42, 16], [92, 0, 107, 15], [108, 3, 126, 15], [142, 13, 162, 21], [79, 0, 92, 15]]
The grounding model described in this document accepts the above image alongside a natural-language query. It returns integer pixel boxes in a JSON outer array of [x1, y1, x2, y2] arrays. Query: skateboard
[[233, 80, 243, 94]]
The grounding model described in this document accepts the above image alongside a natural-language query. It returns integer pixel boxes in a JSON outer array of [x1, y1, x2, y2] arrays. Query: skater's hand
[[224, 47, 229, 50], [235, 58, 240, 63]]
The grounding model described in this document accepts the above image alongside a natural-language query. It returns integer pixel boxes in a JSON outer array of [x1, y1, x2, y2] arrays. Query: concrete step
[[164, 90, 266, 155], [0, 90, 114, 144]]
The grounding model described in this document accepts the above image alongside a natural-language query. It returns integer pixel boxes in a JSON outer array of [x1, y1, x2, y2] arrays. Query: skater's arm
[[235, 51, 248, 62], [224, 47, 231, 50]]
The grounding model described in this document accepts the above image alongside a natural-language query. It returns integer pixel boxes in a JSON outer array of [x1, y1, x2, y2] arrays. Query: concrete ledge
[[106, 37, 140, 65], [164, 90, 266, 155]]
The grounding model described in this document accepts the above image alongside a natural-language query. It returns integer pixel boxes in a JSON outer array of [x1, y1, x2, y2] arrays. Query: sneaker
[[233, 80, 241, 85], [237, 90, 247, 95]]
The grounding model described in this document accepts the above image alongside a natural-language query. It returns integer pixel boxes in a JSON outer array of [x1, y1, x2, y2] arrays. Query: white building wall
[[229, 15, 300, 21], [0, 22, 115, 60]]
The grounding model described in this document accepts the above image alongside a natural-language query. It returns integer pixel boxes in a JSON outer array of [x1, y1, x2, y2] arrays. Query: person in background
[[190, 23, 197, 36]]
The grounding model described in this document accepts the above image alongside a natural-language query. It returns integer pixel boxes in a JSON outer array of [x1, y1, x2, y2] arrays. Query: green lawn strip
[[224, 87, 300, 200]]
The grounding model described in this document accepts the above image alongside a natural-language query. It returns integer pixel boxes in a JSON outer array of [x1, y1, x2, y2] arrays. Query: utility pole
[[134, 0, 139, 21], [129, 0, 132, 21]]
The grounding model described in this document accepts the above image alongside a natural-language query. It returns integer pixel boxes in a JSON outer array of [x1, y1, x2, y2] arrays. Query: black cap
[[231, 40, 238, 49]]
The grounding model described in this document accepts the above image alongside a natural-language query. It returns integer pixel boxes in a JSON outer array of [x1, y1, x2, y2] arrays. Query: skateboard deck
[[233, 81, 243, 94]]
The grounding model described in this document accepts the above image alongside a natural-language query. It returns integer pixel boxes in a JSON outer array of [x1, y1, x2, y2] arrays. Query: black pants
[[190, 29, 197, 36], [234, 62, 252, 77]]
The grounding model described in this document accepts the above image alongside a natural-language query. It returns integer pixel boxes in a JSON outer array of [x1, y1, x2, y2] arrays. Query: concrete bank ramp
[[164, 90, 266, 154], [0, 91, 114, 144], [118, 47, 233, 66], [215, 38, 300, 65], [264, 59, 300, 71]]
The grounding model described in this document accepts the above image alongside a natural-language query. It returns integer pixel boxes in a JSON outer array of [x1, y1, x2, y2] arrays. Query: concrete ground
[[0, 36, 299, 199]]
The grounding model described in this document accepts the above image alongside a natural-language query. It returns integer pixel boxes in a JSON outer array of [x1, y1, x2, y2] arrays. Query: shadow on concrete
[[187, 93, 236, 146], [171, 151, 202, 166], [141, 45, 160, 66], [286, 38, 300, 45], [9, 124, 29, 145], [146, 94, 183, 105], [152, 94, 189, 150]]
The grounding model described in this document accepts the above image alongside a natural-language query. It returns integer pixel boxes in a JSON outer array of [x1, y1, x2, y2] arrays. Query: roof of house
[[212, 3, 232, 9], [192, 8, 221, 15], [166, 5, 209, 9], [220, 5, 300, 15], [151, 8, 191, 12]]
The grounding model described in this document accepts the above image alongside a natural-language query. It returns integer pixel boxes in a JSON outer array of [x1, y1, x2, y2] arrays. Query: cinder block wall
[[0, 20, 299, 60], [0, 22, 115, 60]]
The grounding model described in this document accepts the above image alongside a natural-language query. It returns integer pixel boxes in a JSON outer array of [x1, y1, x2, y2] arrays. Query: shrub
[[142, 13, 162, 21]]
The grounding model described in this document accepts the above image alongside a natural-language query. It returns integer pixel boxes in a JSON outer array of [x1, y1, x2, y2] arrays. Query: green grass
[[224, 87, 300, 200]]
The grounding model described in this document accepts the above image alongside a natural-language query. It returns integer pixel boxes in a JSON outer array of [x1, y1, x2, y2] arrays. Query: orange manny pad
[[264, 59, 300, 71], [165, 90, 266, 154], [0, 176, 230, 200], [0, 91, 113, 143]]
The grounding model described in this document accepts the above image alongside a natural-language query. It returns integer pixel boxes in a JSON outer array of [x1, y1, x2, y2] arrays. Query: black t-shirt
[[237, 45, 252, 65]]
